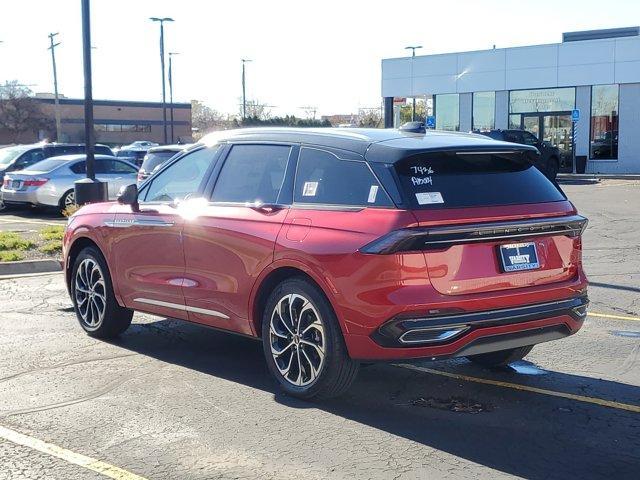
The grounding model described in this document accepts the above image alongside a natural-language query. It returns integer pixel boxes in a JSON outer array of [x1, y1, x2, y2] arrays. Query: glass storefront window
[[509, 88, 575, 113], [472, 91, 495, 131], [590, 84, 618, 160], [509, 114, 521, 129], [435, 94, 459, 131]]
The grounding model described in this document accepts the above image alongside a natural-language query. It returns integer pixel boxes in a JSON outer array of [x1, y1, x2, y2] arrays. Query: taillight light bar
[[360, 215, 588, 254], [23, 178, 49, 187]]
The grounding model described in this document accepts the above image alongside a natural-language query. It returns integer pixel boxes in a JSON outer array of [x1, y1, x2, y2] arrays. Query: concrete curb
[[0, 259, 62, 276], [558, 174, 640, 180]]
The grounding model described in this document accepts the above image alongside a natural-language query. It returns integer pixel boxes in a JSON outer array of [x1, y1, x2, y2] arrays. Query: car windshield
[[140, 151, 179, 173], [21, 158, 68, 172], [395, 150, 565, 209], [0, 147, 27, 168]]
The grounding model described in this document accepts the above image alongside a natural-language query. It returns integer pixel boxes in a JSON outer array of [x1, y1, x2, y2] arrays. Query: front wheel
[[71, 246, 133, 338], [262, 278, 359, 400], [466, 345, 534, 367]]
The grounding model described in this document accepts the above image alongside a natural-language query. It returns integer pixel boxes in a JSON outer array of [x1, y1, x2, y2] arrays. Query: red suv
[[63, 128, 588, 399]]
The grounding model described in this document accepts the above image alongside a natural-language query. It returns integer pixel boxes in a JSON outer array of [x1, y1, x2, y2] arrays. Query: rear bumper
[[344, 295, 588, 360], [1, 187, 59, 207]]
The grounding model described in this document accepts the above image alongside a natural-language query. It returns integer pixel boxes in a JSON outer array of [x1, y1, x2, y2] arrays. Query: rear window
[[395, 151, 565, 209], [140, 151, 178, 173], [43, 145, 112, 157], [22, 158, 68, 172]]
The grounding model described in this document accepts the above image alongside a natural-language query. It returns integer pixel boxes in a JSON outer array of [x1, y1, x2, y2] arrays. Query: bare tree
[[241, 99, 272, 121], [358, 108, 383, 128], [0, 81, 50, 142], [191, 100, 232, 138]]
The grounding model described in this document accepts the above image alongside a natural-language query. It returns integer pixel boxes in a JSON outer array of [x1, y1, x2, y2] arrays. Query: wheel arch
[[250, 262, 342, 338]]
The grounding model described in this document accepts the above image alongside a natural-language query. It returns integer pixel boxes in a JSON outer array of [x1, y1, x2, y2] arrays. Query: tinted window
[[14, 149, 45, 169], [143, 148, 215, 203], [211, 144, 290, 204], [294, 148, 392, 207], [70, 161, 86, 174], [395, 151, 565, 209], [140, 151, 179, 173], [502, 131, 521, 143], [522, 132, 539, 146], [94, 159, 137, 174]]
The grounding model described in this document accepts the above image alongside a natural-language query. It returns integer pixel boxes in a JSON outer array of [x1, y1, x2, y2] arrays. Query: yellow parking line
[[588, 311, 640, 322], [399, 364, 640, 414], [0, 218, 64, 227], [0, 425, 148, 480]]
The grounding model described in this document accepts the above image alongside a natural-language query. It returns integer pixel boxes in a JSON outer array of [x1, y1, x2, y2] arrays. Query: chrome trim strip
[[133, 297, 230, 319], [399, 326, 469, 345], [104, 219, 174, 228]]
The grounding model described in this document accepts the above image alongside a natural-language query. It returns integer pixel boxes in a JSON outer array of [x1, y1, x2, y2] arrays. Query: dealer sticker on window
[[302, 181, 318, 197], [415, 192, 444, 205]]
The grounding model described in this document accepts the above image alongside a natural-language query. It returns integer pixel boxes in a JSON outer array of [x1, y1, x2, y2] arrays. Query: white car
[[1, 154, 138, 212]]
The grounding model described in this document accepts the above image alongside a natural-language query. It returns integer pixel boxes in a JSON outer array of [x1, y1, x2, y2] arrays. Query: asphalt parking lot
[[0, 179, 639, 480]]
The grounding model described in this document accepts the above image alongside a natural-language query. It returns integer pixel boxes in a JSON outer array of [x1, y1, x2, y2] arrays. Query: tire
[[262, 277, 359, 400], [60, 189, 76, 214], [466, 345, 534, 368], [71, 246, 133, 339], [546, 157, 560, 181]]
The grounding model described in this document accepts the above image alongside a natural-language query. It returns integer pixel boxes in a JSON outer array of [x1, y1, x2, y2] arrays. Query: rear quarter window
[[395, 151, 565, 209], [294, 148, 393, 207]]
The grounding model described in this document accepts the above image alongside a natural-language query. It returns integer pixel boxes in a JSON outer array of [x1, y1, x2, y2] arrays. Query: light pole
[[150, 17, 174, 144], [241, 58, 251, 120], [168, 52, 179, 143], [405, 45, 422, 121], [74, 0, 107, 206], [48, 32, 62, 141]]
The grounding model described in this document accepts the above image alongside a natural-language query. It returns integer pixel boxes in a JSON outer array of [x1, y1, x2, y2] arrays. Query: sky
[[1, 0, 639, 117]]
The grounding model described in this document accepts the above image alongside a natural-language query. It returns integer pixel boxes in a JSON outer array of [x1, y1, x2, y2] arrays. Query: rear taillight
[[23, 178, 49, 187], [360, 215, 588, 254]]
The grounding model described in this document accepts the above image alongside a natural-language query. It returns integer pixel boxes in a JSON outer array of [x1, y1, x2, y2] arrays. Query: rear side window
[[294, 148, 393, 207], [211, 144, 290, 204], [395, 151, 565, 209]]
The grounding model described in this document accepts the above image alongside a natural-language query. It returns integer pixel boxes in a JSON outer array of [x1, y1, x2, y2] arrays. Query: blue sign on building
[[571, 109, 580, 122], [426, 116, 436, 128]]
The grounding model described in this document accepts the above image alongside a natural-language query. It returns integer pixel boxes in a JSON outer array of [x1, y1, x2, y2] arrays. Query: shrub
[[0, 251, 25, 262], [0, 232, 35, 251]]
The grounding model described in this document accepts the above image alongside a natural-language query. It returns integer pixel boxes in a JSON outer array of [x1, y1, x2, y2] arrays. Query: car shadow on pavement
[[111, 318, 640, 480]]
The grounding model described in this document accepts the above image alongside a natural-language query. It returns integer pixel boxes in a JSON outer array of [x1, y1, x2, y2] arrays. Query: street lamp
[[241, 58, 252, 120], [405, 45, 423, 121], [168, 52, 179, 143], [149, 16, 174, 144]]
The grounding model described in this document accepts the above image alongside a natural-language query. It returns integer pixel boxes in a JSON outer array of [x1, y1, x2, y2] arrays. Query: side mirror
[[117, 183, 139, 211]]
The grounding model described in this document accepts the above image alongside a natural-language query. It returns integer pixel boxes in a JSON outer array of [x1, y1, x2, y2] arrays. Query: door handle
[[250, 203, 289, 214]]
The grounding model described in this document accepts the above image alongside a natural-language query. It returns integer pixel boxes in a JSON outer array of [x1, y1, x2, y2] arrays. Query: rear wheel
[[466, 345, 534, 367], [71, 246, 133, 338], [60, 189, 76, 214], [262, 278, 359, 400]]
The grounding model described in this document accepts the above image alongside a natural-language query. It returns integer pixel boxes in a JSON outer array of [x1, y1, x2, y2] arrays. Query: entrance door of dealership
[[522, 113, 573, 171]]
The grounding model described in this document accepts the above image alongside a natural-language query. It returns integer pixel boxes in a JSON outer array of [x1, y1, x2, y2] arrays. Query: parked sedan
[[137, 144, 190, 184], [1, 155, 137, 212], [63, 127, 588, 400]]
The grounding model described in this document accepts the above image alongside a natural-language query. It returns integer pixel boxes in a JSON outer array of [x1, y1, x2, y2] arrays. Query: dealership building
[[381, 27, 640, 173]]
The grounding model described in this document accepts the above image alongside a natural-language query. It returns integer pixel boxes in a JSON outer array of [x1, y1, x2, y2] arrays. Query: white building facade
[[381, 28, 640, 174]]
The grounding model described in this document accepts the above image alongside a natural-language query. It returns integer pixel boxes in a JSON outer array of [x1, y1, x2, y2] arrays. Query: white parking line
[[0, 218, 64, 227], [0, 424, 148, 480]]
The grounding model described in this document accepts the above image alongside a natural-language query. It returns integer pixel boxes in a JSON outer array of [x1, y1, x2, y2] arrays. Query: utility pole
[[48, 32, 62, 141], [241, 58, 251, 120], [150, 17, 174, 144], [168, 52, 179, 143], [405, 45, 423, 122]]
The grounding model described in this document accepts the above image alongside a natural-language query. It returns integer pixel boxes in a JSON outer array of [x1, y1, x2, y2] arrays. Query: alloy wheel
[[64, 191, 76, 208], [74, 258, 106, 330], [269, 293, 326, 387]]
